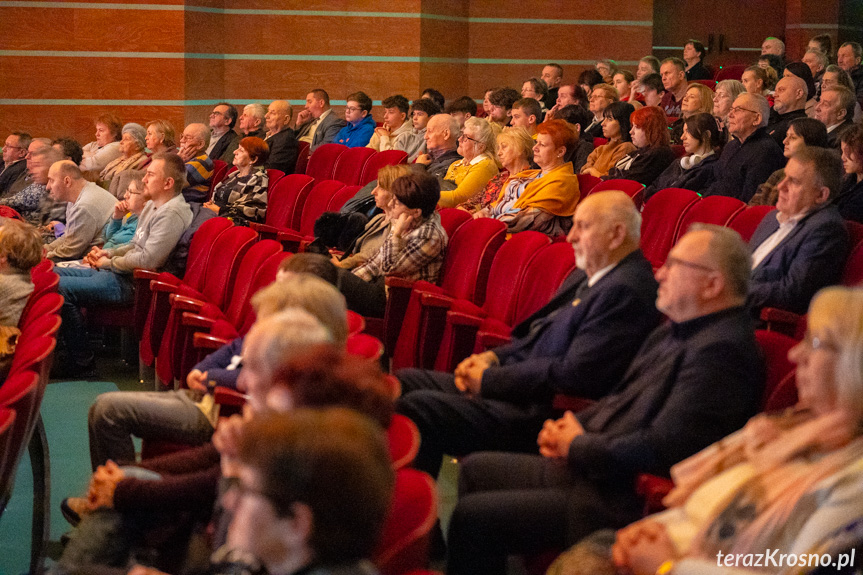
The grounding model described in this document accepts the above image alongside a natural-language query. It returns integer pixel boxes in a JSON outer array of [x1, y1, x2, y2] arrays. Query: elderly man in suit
[[749, 146, 849, 317], [263, 100, 299, 175], [396, 191, 663, 477], [446, 224, 764, 575], [294, 89, 347, 152]]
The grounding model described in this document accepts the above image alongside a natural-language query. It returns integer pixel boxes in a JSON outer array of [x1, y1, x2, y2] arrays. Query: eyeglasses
[[209, 111, 225, 117], [663, 256, 717, 273], [345, 106, 362, 113], [2, 144, 22, 150], [459, 133, 480, 144], [729, 105, 759, 115], [802, 331, 838, 352]]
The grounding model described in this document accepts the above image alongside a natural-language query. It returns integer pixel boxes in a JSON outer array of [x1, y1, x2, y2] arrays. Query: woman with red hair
[[205, 136, 270, 224], [604, 106, 676, 186]]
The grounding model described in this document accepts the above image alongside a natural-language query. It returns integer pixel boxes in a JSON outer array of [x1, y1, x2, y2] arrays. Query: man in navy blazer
[[749, 147, 849, 316], [396, 192, 662, 477]]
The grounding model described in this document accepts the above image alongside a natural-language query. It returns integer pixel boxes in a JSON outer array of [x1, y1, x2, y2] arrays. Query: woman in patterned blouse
[[459, 127, 534, 214], [205, 137, 270, 224]]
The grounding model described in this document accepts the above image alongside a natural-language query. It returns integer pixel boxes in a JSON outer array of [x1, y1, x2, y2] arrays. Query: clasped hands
[[83, 246, 111, 269], [453, 351, 496, 396], [86, 460, 125, 510]]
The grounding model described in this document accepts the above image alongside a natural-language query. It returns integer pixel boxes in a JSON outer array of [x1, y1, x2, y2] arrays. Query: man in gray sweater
[[45, 161, 116, 262], [57, 153, 194, 376]]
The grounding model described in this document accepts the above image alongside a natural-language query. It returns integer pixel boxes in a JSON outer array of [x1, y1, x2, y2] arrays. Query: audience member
[[659, 58, 689, 117], [415, 113, 461, 178], [803, 48, 828, 99], [482, 88, 494, 116], [398, 191, 660, 477], [446, 96, 478, 128], [578, 69, 605, 97], [0, 219, 41, 376], [553, 104, 595, 171], [742, 65, 771, 97], [762, 36, 786, 57], [766, 75, 809, 145], [546, 84, 588, 121], [56, 153, 192, 375], [439, 117, 499, 208], [53, 137, 84, 166], [400, 98, 441, 162], [541, 62, 564, 109], [669, 83, 714, 144], [487, 87, 521, 129], [0, 145, 59, 225], [294, 89, 347, 152], [94, 171, 146, 251], [45, 160, 116, 262], [0, 132, 30, 197], [683, 39, 711, 80], [585, 83, 619, 139], [459, 128, 533, 213], [749, 147, 848, 317], [702, 93, 785, 202], [817, 85, 856, 148], [637, 55, 661, 78], [98, 123, 149, 195], [605, 106, 676, 186], [263, 100, 299, 175], [334, 91, 376, 148], [80, 113, 123, 174], [205, 137, 270, 224], [809, 33, 833, 59], [509, 97, 543, 137], [581, 102, 636, 177], [177, 123, 214, 204], [838, 125, 863, 224], [366, 94, 411, 151], [645, 113, 722, 202], [612, 70, 639, 105], [521, 77, 549, 110], [237, 103, 267, 140], [713, 79, 746, 141], [783, 60, 818, 117], [144, 119, 177, 156], [446, 225, 763, 575], [594, 59, 616, 84], [421, 87, 446, 110], [206, 102, 241, 163], [637, 73, 665, 108], [837, 41, 863, 106]]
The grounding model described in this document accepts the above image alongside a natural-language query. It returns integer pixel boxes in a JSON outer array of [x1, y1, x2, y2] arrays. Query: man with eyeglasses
[[0, 132, 31, 198], [334, 91, 376, 148], [702, 93, 785, 202], [206, 102, 241, 163], [446, 224, 763, 575], [749, 147, 849, 317]]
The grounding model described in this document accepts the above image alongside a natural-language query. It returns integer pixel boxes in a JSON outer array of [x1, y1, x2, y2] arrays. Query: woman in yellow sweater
[[580, 101, 637, 177], [438, 117, 500, 207]]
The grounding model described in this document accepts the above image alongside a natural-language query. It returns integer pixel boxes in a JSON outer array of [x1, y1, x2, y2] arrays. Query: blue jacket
[[194, 336, 243, 390], [102, 214, 139, 250], [335, 114, 376, 148]]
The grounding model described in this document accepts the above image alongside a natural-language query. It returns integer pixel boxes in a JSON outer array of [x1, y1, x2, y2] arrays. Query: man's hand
[[186, 369, 209, 392], [374, 122, 392, 138], [612, 520, 677, 575], [87, 460, 124, 510], [545, 104, 560, 120], [536, 411, 584, 458], [296, 109, 312, 125], [415, 153, 432, 166], [92, 256, 112, 269], [453, 352, 495, 395], [112, 199, 129, 220]]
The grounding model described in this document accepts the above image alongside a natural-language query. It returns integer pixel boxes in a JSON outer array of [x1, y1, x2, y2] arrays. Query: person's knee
[[88, 392, 128, 429]]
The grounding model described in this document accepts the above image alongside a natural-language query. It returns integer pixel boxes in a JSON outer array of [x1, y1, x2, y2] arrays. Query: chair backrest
[[640, 188, 701, 269], [223, 240, 284, 328], [347, 310, 365, 336], [512, 241, 576, 325], [755, 329, 798, 410], [842, 220, 863, 286], [209, 159, 229, 192], [181, 217, 234, 291], [593, 137, 609, 146], [305, 143, 348, 181], [589, 178, 645, 197], [481, 231, 551, 324], [714, 64, 747, 81], [9, 334, 55, 385], [374, 468, 438, 575], [675, 194, 746, 241], [266, 173, 316, 230], [763, 371, 798, 412], [346, 333, 385, 361], [692, 79, 717, 90], [333, 146, 376, 186], [199, 226, 258, 309], [576, 173, 601, 195], [670, 145, 686, 158], [294, 141, 310, 175], [19, 292, 64, 328], [18, 314, 61, 341], [438, 208, 472, 238], [237, 252, 292, 336], [297, 180, 346, 236], [387, 414, 420, 471], [360, 150, 409, 186], [439, 218, 506, 305], [328, 185, 361, 212], [726, 205, 775, 243], [0, 371, 40, 485], [31, 259, 54, 275], [265, 168, 285, 187]]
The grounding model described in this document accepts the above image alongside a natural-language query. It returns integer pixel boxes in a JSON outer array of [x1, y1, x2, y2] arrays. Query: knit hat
[[122, 123, 147, 150], [784, 62, 816, 101]]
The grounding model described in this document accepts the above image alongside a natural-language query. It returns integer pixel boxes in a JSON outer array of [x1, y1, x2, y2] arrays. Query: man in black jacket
[[207, 102, 240, 163], [446, 225, 764, 575], [263, 100, 299, 175]]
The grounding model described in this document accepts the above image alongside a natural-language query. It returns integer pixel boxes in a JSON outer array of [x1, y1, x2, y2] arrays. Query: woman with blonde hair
[[144, 119, 177, 156], [459, 127, 534, 213], [438, 116, 500, 207], [713, 79, 746, 141], [669, 83, 715, 144]]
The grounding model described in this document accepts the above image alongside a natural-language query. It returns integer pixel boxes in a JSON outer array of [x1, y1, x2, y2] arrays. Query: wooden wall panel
[[468, 0, 653, 20], [468, 24, 651, 61], [222, 0, 420, 10]]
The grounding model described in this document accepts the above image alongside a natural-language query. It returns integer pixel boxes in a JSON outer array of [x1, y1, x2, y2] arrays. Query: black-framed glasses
[[663, 256, 717, 273], [729, 105, 759, 115], [459, 133, 480, 144]]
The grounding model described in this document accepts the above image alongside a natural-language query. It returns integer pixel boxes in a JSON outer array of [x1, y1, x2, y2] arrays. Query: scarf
[[99, 152, 148, 184]]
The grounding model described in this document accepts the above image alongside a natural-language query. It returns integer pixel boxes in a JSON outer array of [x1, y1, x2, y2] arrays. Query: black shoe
[[60, 498, 81, 527]]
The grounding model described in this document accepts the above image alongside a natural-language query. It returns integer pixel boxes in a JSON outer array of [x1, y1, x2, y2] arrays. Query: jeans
[[88, 389, 214, 470], [57, 267, 134, 365]]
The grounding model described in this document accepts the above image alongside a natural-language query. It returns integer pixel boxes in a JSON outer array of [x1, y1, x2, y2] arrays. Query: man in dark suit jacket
[[207, 102, 241, 163], [816, 86, 856, 149], [749, 147, 850, 316], [294, 89, 348, 152], [446, 225, 764, 575], [0, 131, 30, 198], [396, 192, 662, 477], [263, 100, 299, 175]]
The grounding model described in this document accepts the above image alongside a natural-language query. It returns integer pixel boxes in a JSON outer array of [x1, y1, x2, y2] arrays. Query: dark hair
[[630, 106, 670, 147], [239, 136, 270, 166], [215, 102, 238, 129], [811, 34, 832, 58], [421, 88, 445, 110], [535, 119, 578, 154], [52, 137, 84, 164], [640, 73, 664, 94], [614, 70, 635, 83], [410, 98, 442, 117], [279, 253, 338, 286], [391, 171, 440, 217], [662, 57, 686, 72], [686, 39, 707, 61], [794, 147, 843, 200], [683, 113, 722, 149], [603, 102, 636, 142], [346, 91, 372, 113], [513, 98, 542, 123], [577, 69, 604, 89], [239, 407, 394, 566], [12, 131, 32, 150], [96, 113, 123, 141], [787, 117, 828, 148], [310, 88, 330, 106], [556, 105, 592, 133], [524, 77, 549, 99], [759, 54, 784, 72], [841, 124, 863, 169], [382, 94, 410, 115], [489, 87, 521, 110], [446, 96, 478, 116]]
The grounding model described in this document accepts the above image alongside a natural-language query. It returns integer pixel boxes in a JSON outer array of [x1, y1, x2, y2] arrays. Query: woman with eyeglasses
[[713, 80, 746, 144], [204, 137, 270, 224], [604, 106, 676, 186], [437, 117, 499, 208]]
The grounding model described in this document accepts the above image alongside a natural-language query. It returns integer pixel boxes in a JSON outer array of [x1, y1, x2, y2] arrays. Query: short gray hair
[[122, 123, 147, 151], [741, 93, 771, 127], [244, 103, 267, 122], [690, 223, 751, 298], [464, 117, 497, 159], [805, 48, 828, 70]]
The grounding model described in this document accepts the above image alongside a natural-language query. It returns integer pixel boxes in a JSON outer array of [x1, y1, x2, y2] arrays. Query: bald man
[[396, 192, 662, 477], [264, 100, 299, 175], [767, 75, 808, 145], [178, 123, 213, 203], [415, 113, 462, 179]]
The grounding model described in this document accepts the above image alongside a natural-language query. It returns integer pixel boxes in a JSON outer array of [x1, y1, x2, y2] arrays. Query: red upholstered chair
[[347, 310, 366, 336], [328, 185, 361, 211], [725, 205, 775, 243], [305, 143, 347, 180], [639, 188, 700, 269], [593, 137, 609, 146], [346, 333, 385, 361], [387, 414, 421, 471], [0, 206, 22, 220], [277, 180, 346, 251], [576, 173, 601, 195], [294, 141, 310, 175], [438, 207, 472, 237], [714, 64, 747, 81], [333, 146, 376, 185], [361, 150, 409, 186], [675, 194, 746, 240], [265, 168, 285, 187], [209, 160, 229, 193], [19, 291, 63, 329], [250, 174, 315, 239], [692, 79, 717, 90], [589, 178, 645, 197], [374, 468, 438, 575], [0, 371, 40, 495], [433, 231, 551, 372], [388, 218, 506, 370]]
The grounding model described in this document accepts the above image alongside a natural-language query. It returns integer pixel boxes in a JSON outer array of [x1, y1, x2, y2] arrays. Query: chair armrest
[[446, 310, 485, 328], [193, 332, 231, 350], [419, 291, 454, 310], [182, 312, 216, 330], [760, 307, 803, 338], [476, 331, 511, 351], [277, 229, 304, 253], [149, 279, 181, 294], [382, 277, 417, 355], [170, 294, 207, 312], [214, 387, 247, 407], [133, 269, 165, 282], [551, 394, 595, 412], [250, 222, 284, 241]]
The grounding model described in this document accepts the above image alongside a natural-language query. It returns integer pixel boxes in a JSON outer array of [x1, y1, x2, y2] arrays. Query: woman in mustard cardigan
[[438, 117, 500, 208], [580, 101, 636, 177], [479, 119, 580, 237]]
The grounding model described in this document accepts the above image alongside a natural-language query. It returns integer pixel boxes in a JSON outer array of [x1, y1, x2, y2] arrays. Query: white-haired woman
[[438, 116, 500, 208], [99, 123, 150, 195]]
